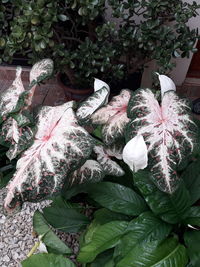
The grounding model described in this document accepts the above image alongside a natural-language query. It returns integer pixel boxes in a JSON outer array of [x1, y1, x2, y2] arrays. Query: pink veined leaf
[[69, 159, 104, 187], [0, 67, 25, 123], [93, 145, 125, 177], [91, 89, 131, 144], [4, 102, 94, 213], [126, 89, 196, 193]]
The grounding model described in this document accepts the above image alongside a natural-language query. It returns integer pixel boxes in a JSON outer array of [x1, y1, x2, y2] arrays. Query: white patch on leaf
[[76, 79, 110, 122], [123, 135, 148, 172], [70, 159, 104, 186], [94, 145, 124, 176], [29, 59, 54, 86], [157, 74, 176, 98], [0, 67, 25, 121], [127, 89, 196, 193], [4, 101, 94, 212], [91, 89, 131, 144]]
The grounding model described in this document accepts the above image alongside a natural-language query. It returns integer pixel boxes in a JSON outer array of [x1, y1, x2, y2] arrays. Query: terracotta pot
[[57, 73, 93, 101]]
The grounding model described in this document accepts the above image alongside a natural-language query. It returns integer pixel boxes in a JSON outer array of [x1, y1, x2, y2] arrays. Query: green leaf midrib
[[150, 243, 181, 267]]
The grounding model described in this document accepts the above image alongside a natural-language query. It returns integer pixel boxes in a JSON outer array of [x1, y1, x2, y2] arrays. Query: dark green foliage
[[0, 0, 199, 87]]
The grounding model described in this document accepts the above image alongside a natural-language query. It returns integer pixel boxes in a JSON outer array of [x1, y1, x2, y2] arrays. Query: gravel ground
[[0, 189, 81, 267]]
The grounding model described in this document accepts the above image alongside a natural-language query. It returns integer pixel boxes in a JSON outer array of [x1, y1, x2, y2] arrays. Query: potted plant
[[0, 0, 199, 100]]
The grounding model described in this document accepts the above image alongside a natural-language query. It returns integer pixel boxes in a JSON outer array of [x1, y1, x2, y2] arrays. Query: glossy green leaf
[[82, 208, 129, 246], [116, 237, 188, 267], [87, 182, 148, 216], [42, 196, 90, 233], [184, 231, 200, 267], [134, 170, 191, 224], [78, 220, 129, 263], [86, 249, 115, 267], [181, 160, 200, 204], [114, 211, 172, 262], [33, 210, 71, 254], [21, 253, 75, 267], [183, 206, 200, 227]]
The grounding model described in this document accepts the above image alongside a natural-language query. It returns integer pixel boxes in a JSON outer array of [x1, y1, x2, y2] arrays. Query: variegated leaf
[[126, 89, 196, 193], [29, 59, 54, 87], [0, 67, 25, 124], [94, 145, 125, 177], [4, 102, 94, 212], [91, 90, 131, 144], [105, 143, 124, 160], [76, 79, 110, 123], [69, 160, 104, 186]]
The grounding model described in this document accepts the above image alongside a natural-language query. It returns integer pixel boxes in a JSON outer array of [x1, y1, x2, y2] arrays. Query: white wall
[[142, 0, 200, 87]]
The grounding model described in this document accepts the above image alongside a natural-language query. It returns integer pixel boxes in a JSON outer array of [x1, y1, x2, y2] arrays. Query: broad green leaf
[[114, 211, 172, 262], [0, 171, 14, 189], [87, 182, 148, 216], [86, 249, 114, 267], [184, 231, 200, 267], [127, 88, 196, 193], [134, 170, 191, 224], [21, 253, 75, 267], [183, 206, 200, 227], [181, 159, 200, 204], [78, 220, 129, 263], [116, 237, 188, 267], [33, 210, 71, 254], [82, 208, 129, 246], [42, 196, 90, 233]]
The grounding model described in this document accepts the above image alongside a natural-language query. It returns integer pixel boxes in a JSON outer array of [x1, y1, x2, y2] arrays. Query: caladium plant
[[125, 83, 197, 193]]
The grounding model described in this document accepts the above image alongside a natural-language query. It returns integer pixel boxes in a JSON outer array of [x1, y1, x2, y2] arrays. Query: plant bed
[[0, 59, 199, 266]]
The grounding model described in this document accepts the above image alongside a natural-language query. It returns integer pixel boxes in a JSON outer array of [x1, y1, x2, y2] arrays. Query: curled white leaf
[[94, 78, 110, 92], [157, 73, 176, 98], [122, 135, 148, 172]]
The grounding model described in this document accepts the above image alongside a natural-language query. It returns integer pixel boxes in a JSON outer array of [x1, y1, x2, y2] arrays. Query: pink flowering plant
[[0, 60, 199, 266]]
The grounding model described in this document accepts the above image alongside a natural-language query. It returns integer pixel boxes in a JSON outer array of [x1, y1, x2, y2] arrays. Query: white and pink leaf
[[94, 145, 125, 177], [4, 102, 94, 213], [69, 160, 104, 186], [0, 67, 25, 123], [126, 88, 196, 193], [91, 89, 131, 144]]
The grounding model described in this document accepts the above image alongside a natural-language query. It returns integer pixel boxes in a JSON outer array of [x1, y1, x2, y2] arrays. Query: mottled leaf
[[94, 145, 124, 176], [69, 159, 104, 187], [29, 59, 54, 87], [76, 79, 110, 123], [127, 88, 196, 193], [0, 67, 25, 123], [4, 102, 94, 212], [91, 90, 131, 144]]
